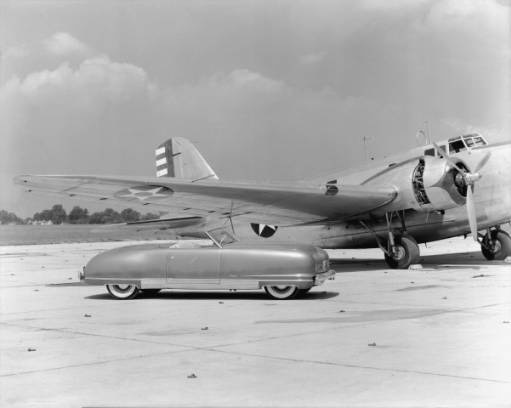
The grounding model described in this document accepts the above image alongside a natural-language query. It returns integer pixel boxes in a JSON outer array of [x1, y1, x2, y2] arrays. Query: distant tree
[[33, 209, 52, 222], [89, 208, 123, 224], [50, 204, 67, 224], [0, 210, 24, 225], [120, 208, 140, 222], [32, 204, 67, 224], [68, 206, 89, 224], [88, 212, 103, 224], [140, 212, 160, 221]]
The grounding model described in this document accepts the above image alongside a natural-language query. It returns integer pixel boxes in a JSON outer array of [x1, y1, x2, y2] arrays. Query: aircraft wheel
[[264, 285, 299, 300], [384, 235, 420, 269], [481, 230, 511, 261], [106, 284, 140, 300]]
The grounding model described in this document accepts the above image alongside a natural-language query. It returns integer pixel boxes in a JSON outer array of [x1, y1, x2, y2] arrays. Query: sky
[[1, 0, 510, 217]]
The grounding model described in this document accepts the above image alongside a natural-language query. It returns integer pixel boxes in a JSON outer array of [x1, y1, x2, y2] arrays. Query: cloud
[[43, 32, 91, 56], [1, 56, 156, 115], [0, 34, 159, 179], [29, 56, 150, 97], [1, 32, 93, 83]]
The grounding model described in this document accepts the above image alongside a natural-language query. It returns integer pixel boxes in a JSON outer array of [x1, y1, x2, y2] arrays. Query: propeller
[[432, 143, 491, 241]]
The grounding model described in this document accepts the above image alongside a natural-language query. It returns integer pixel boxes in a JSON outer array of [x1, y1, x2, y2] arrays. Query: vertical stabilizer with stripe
[[155, 137, 218, 181]]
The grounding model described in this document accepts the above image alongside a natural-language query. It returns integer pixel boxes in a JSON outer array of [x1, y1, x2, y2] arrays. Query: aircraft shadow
[[330, 250, 501, 272], [85, 290, 339, 301]]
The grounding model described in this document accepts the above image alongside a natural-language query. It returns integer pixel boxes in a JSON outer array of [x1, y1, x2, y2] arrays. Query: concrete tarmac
[[1, 237, 510, 407]]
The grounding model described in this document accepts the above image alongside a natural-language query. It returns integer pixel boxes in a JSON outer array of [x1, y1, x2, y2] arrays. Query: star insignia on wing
[[115, 186, 173, 201]]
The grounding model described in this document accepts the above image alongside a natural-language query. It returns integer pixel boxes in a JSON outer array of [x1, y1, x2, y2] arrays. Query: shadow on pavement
[[330, 250, 502, 272], [85, 290, 339, 301]]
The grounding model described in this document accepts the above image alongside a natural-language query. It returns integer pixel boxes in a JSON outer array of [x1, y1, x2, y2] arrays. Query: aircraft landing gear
[[361, 211, 421, 269], [384, 234, 420, 269], [480, 228, 511, 261]]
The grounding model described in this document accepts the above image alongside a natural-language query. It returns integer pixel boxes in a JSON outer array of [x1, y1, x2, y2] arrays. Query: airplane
[[14, 132, 511, 269]]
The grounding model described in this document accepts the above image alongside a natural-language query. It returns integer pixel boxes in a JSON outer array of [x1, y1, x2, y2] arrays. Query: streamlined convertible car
[[81, 230, 335, 300]]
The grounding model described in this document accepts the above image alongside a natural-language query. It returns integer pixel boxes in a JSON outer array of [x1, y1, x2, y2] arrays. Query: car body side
[[83, 242, 334, 291]]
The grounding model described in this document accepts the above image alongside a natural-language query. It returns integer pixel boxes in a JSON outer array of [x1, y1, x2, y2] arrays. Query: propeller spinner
[[433, 143, 491, 241]]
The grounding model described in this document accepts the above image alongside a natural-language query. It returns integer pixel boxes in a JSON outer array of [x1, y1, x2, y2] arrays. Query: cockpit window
[[449, 139, 467, 154], [464, 134, 486, 147], [424, 148, 435, 156]]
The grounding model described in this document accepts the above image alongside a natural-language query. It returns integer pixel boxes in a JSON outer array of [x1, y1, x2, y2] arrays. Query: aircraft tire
[[384, 235, 420, 269], [264, 285, 299, 300], [481, 230, 511, 261], [106, 284, 140, 300]]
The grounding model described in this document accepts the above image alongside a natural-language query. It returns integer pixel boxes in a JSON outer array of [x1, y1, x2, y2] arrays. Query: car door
[[166, 248, 221, 286]]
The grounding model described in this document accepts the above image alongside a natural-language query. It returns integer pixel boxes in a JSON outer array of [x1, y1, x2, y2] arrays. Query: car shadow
[[85, 290, 339, 301], [46, 282, 87, 287]]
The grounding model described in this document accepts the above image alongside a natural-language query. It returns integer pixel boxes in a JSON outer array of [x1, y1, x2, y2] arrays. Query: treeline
[[0, 205, 159, 225]]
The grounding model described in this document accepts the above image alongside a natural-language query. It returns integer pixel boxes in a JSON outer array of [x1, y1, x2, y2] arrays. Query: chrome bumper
[[314, 269, 336, 286]]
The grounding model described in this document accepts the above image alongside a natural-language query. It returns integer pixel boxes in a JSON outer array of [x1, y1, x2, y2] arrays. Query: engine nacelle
[[366, 156, 467, 213], [413, 156, 466, 211]]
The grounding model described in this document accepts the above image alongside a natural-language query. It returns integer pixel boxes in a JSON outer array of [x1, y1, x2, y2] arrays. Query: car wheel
[[264, 285, 299, 300], [106, 284, 140, 300]]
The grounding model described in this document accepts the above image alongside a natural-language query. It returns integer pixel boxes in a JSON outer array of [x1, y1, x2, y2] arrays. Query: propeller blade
[[432, 142, 466, 174], [432, 141, 483, 241], [474, 151, 491, 173], [466, 185, 478, 241]]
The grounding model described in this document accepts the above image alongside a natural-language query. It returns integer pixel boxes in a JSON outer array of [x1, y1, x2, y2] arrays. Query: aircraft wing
[[14, 175, 397, 226]]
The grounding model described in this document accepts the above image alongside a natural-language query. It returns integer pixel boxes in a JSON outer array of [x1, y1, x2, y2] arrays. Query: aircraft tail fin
[[155, 138, 218, 181]]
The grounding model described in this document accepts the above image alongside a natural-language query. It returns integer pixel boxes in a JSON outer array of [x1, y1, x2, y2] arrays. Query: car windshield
[[207, 228, 237, 247]]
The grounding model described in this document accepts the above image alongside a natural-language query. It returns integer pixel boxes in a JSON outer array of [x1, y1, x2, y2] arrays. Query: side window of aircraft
[[436, 144, 447, 158], [449, 139, 467, 154], [424, 148, 435, 156]]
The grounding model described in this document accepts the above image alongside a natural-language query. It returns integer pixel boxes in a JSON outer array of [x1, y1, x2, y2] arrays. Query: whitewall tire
[[106, 284, 140, 300], [264, 285, 299, 300]]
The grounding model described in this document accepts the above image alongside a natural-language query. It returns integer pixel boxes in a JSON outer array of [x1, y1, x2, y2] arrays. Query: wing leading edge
[[14, 174, 397, 226]]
